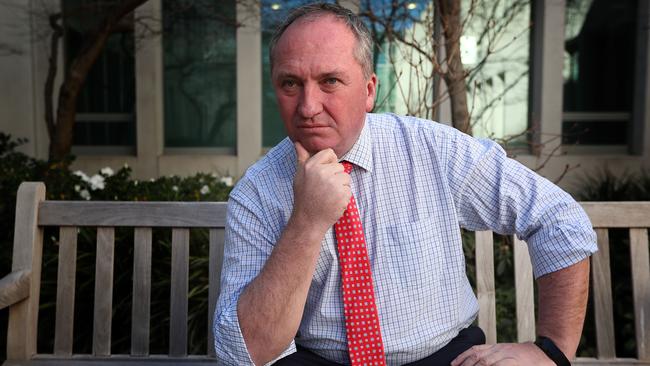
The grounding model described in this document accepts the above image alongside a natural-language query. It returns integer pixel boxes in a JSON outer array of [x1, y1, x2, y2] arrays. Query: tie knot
[[341, 161, 353, 174]]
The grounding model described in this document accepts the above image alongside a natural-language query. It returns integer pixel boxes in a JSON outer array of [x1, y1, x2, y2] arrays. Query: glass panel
[[462, 0, 530, 145], [562, 121, 627, 145], [261, 0, 335, 148], [362, 0, 434, 117], [363, 1, 530, 146], [64, 0, 136, 147], [73, 121, 135, 146], [562, 0, 637, 145], [163, 0, 237, 148]]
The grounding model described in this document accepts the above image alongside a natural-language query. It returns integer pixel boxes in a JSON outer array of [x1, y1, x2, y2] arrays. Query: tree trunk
[[437, 0, 472, 135], [45, 14, 63, 143], [49, 0, 148, 161]]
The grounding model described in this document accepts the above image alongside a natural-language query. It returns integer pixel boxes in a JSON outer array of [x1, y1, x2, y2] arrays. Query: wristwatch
[[534, 336, 571, 366]]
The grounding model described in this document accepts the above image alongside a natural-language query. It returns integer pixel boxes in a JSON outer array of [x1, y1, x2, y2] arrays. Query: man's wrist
[[534, 336, 571, 366]]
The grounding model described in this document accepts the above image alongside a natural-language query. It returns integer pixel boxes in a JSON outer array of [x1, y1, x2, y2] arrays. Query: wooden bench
[[1, 182, 649, 365]]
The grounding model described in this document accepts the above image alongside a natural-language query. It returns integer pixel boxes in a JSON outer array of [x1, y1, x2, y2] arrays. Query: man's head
[[269, 3, 374, 79], [270, 3, 377, 157]]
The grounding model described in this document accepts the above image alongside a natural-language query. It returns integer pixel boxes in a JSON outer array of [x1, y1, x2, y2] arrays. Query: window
[[362, 0, 433, 117], [462, 0, 530, 147], [362, 0, 530, 149], [163, 0, 237, 151], [562, 0, 638, 148], [64, 0, 136, 153]]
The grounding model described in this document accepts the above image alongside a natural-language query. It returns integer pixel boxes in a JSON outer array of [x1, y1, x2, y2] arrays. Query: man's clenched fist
[[292, 142, 352, 235]]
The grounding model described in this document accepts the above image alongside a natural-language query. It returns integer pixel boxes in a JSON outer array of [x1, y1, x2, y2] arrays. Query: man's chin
[[299, 139, 337, 155]]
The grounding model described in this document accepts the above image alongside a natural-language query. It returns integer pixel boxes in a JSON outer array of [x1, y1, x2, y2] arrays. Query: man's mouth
[[298, 125, 330, 130]]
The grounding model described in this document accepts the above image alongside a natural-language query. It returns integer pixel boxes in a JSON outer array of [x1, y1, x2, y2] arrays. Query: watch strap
[[534, 336, 571, 366]]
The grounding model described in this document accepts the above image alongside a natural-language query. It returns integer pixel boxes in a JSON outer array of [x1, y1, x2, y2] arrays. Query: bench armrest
[[0, 270, 31, 310]]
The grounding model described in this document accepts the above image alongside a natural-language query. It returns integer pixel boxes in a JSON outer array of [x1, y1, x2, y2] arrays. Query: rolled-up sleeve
[[213, 183, 296, 365], [446, 130, 598, 278]]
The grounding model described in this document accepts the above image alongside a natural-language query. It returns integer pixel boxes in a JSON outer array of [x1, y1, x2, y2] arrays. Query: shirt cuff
[[214, 301, 297, 365]]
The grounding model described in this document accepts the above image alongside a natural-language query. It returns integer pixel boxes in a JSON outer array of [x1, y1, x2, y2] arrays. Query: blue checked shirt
[[214, 113, 597, 365]]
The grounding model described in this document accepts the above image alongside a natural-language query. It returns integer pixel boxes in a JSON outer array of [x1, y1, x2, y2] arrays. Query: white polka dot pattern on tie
[[334, 161, 387, 366]]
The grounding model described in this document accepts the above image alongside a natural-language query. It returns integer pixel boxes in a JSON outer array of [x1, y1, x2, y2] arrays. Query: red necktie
[[334, 161, 387, 366]]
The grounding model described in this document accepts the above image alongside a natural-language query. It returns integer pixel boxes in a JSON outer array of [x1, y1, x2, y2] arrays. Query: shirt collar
[[339, 116, 373, 173]]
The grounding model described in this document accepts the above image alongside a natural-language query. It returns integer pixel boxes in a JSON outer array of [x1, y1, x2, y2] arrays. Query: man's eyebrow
[[320, 71, 347, 79], [272, 71, 298, 80], [272, 70, 348, 81]]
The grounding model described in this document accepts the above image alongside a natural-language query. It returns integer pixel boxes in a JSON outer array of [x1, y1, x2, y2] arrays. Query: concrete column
[[134, 0, 163, 179], [632, 0, 650, 157], [236, 2, 262, 176], [529, 0, 566, 168], [0, 1, 37, 156]]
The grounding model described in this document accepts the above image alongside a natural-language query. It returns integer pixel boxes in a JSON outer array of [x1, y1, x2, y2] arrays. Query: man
[[214, 3, 597, 365]]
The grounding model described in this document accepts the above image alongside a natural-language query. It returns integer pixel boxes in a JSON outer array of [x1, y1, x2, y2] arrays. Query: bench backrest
[[5, 182, 650, 364], [7, 182, 227, 363]]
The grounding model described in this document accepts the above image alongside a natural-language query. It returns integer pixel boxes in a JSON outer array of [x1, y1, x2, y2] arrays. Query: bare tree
[[361, 0, 531, 138], [45, 0, 148, 161]]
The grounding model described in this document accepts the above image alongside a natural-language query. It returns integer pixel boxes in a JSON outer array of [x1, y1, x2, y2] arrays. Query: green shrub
[[576, 168, 650, 201]]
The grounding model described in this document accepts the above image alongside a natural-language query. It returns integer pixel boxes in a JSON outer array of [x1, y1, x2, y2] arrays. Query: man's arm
[[441, 128, 596, 365], [452, 258, 590, 366], [537, 257, 590, 359], [237, 143, 351, 365]]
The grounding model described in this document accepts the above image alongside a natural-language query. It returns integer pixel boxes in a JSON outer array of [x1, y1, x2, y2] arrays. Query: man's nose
[[298, 84, 323, 118]]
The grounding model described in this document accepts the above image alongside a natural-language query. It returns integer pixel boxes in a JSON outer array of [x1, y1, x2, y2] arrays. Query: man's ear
[[365, 73, 378, 112]]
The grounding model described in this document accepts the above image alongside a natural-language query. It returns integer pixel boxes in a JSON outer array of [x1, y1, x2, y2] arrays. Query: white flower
[[74, 185, 80, 192], [200, 185, 210, 195], [100, 167, 114, 176], [172, 185, 179, 192], [211, 172, 218, 178], [80, 189, 91, 200], [134, 180, 139, 186], [150, 178, 155, 182], [73, 170, 90, 182], [88, 174, 105, 190], [123, 162, 129, 169], [219, 176, 234, 187]]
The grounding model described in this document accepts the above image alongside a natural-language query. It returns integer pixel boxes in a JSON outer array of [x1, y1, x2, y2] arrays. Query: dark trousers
[[275, 325, 486, 366]]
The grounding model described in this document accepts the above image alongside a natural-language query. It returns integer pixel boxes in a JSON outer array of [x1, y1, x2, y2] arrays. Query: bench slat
[[54, 227, 78, 356], [4, 355, 220, 365], [208, 229, 225, 357], [593, 228, 616, 358], [38, 202, 227, 228], [582, 202, 650, 228], [475, 231, 497, 344], [131, 228, 152, 356], [514, 236, 535, 342], [630, 228, 650, 360], [170, 229, 189, 357], [93, 228, 115, 356]]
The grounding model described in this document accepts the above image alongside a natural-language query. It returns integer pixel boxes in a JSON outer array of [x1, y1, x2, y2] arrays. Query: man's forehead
[[277, 14, 354, 47]]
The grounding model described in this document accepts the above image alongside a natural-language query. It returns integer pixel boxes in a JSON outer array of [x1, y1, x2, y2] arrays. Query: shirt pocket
[[380, 218, 443, 291]]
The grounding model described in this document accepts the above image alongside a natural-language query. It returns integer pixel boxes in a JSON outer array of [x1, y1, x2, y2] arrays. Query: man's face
[[271, 15, 377, 157]]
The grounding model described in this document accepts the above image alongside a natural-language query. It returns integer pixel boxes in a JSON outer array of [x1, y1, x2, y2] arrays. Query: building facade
[[0, 0, 649, 192]]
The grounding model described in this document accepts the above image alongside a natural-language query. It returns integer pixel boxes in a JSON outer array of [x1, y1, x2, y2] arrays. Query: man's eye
[[324, 78, 338, 85], [282, 80, 297, 88]]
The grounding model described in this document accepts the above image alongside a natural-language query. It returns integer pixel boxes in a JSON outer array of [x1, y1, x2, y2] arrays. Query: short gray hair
[[269, 2, 374, 79]]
